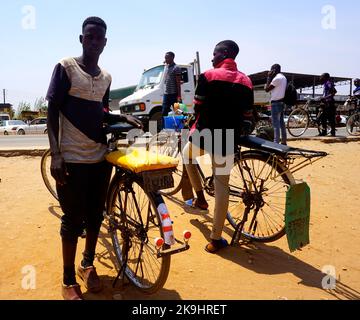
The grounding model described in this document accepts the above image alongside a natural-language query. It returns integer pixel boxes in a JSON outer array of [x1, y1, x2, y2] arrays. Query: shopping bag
[[285, 182, 311, 252]]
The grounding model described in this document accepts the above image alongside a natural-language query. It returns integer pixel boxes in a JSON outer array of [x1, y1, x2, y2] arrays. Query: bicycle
[[287, 98, 330, 137], [41, 123, 191, 294], [41, 149, 58, 201], [106, 123, 193, 293], [147, 112, 194, 196], [148, 125, 327, 244], [345, 97, 360, 136], [147, 110, 274, 196]]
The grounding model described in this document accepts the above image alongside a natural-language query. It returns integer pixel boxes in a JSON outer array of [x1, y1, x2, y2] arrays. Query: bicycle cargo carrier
[[106, 147, 179, 192], [237, 136, 328, 175], [106, 147, 179, 173]]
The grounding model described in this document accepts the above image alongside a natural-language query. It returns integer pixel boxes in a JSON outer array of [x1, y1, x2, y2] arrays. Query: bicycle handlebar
[[104, 123, 135, 135]]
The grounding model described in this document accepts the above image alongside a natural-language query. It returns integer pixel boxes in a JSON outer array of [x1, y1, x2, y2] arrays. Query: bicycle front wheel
[[287, 109, 309, 137], [346, 113, 360, 136], [147, 130, 183, 196], [227, 151, 296, 243], [107, 174, 171, 294], [40, 149, 58, 201]]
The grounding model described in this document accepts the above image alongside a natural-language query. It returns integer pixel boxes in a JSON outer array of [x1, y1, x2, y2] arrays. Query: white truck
[[115, 54, 202, 131], [114, 55, 270, 131]]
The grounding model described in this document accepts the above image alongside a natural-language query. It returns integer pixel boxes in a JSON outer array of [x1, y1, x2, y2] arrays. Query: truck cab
[[116, 63, 196, 131]]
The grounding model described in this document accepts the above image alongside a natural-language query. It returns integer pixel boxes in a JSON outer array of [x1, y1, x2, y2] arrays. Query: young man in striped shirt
[[46, 17, 142, 300]]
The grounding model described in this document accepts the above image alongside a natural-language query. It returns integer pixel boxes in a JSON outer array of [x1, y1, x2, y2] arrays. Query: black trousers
[[321, 102, 336, 134], [57, 161, 112, 241]]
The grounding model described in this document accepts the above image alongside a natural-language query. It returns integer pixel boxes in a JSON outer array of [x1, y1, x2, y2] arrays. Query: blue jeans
[[271, 101, 287, 144]]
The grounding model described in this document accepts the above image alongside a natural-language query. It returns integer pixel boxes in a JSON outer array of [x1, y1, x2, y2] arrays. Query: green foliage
[[16, 101, 32, 119]]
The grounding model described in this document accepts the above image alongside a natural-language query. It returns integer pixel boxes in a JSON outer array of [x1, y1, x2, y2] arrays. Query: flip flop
[[205, 238, 229, 254], [184, 198, 209, 211]]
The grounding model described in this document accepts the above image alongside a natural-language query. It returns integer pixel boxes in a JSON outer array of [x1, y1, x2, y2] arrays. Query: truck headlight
[[121, 103, 146, 113]]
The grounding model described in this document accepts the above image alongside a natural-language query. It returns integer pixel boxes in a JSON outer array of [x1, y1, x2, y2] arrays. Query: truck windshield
[[136, 65, 165, 91]]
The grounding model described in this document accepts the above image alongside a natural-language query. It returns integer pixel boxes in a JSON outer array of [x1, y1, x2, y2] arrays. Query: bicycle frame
[[105, 127, 191, 289], [188, 139, 327, 245]]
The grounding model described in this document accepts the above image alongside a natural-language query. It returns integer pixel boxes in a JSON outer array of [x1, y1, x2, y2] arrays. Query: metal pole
[[313, 77, 316, 98], [350, 80, 353, 96], [3, 89, 5, 104], [196, 51, 201, 76]]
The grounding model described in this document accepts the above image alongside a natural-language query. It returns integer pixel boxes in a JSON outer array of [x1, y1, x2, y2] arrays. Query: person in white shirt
[[265, 64, 288, 145]]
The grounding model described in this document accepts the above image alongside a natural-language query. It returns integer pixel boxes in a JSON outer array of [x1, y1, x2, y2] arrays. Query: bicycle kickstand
[[113, 259, 127, 288], [113, 242, 130, 288], [230, 206, 251, 246]]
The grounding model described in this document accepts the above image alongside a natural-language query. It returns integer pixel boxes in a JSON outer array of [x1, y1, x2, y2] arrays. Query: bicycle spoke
[[108, 176, 170, 293], [227, 153, 294, 242]]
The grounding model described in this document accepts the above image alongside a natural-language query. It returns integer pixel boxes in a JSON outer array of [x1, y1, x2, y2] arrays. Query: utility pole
[[3, 89, 6, 104]]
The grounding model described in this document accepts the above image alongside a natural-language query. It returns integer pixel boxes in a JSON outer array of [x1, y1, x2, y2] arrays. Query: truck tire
[[149, 110, 163, 133]]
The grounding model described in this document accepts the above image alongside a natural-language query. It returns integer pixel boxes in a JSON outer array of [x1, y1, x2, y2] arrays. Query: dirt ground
[[0, 138, 360, 300]]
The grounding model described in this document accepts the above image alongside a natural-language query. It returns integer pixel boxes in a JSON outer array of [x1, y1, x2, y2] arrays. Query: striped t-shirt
[[164, 63, 181, 95], [46, 57, 112, 164]]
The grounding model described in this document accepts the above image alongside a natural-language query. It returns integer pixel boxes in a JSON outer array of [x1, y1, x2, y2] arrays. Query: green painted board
[[285, 182, 311, 252]]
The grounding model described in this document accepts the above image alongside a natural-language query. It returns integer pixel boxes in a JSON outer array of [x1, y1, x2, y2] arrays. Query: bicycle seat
[[105, 123, 135, 135], [237, 136, 292, 157]]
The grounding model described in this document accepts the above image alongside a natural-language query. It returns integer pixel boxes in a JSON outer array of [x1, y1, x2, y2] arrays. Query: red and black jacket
[[192, 59, 254, 133]]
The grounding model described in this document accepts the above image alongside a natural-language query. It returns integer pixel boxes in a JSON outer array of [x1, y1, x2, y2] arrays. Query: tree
[[34, 97, 48, 115], [16, 101, 32, 119]]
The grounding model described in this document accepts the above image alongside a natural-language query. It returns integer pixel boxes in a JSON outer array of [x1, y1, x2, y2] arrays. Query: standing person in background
[[161, 52, 182, 128], [46, 17, 142, 300], [353, 78, 360, 97], [265, 64, 288, 145], [320, 73, 337, 137]]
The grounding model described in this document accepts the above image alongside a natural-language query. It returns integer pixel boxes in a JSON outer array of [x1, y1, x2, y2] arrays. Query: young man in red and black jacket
[[183, 40, 254, 254]]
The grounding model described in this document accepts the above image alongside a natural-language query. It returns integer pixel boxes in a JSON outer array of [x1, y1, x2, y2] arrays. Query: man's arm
[[47, 101, 67, 185], [264, 71, 276, 92], [46, 63, 71, 185], [102, 86, 143, 129], [322, 82, 337, 102], [103, 112, 143, 129], [193, 74, 208, 117], [175, 67, 182, 102]]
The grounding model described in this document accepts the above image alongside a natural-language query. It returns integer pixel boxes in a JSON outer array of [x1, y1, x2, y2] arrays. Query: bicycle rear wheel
[[147, 130, 183, 196], [107, 173, 171, 294], [287, 109, 309, 137], [226, 151, 296, 243], [40, 149, 58, 201], [346, 113, 360, 136]]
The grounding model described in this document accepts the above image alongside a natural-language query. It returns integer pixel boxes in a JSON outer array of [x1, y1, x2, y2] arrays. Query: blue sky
[[0, 0, 358, 110]]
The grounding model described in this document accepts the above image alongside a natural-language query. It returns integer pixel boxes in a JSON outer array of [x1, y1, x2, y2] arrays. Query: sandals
[[184, 198, 209, 211], [205, 238, 229, 254]]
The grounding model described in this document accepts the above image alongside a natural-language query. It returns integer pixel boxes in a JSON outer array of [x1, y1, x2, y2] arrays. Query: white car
[[0, 118, 47, 135]]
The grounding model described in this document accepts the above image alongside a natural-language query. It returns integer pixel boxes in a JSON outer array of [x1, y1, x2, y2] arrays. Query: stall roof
[[249, 71, 352, 90], [110, 85, 137, 100]]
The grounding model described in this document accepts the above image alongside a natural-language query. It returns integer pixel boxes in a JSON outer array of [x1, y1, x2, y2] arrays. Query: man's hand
[[122, 114, 144, 130], [50, 153, 68, 186]]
